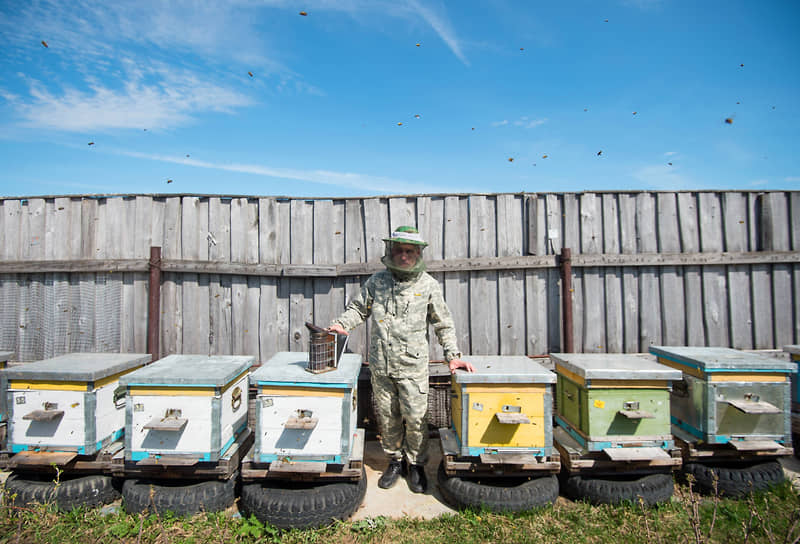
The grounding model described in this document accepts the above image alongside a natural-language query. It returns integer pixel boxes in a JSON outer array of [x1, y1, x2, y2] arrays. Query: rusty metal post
[[560, 247, 574, 353], [147, 246, 162, 362]]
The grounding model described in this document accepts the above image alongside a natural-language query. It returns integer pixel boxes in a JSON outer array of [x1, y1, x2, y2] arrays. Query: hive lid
[[550, 353, 681, 381], [4, 353, 152, 382], [120, 355, 254, 387], [453, 355, 556, 384], [250, 352, 362, 386], [0, 351, 13, 362], [783, 345, 800, 356], [649, 346, 797, 372]]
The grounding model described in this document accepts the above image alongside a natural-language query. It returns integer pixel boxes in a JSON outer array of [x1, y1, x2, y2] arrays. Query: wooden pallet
[[0, 439, 122, 474], [672, 425, 793, 463], [554, 426, 681, 475], [438, 428, 560, 477], [110, 429, 252, 480], [240, 428, 364, 482]]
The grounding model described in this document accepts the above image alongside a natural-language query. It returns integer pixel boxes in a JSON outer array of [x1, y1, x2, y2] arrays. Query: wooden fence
[[0, 191, 798, 362]]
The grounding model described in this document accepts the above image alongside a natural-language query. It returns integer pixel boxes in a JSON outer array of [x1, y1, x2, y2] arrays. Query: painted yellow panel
[[258, 386, 345, 398], [94, 365, 148, 389], [465, 391, 545, 448], [129, 386, 215, 396], [9, 380, 88, 391], [220, 371, 250, 394], [657, 357, 704, 379], [463, 384, 547, 394], [709, 373, 786, 383], [555, 364, 585, 386]]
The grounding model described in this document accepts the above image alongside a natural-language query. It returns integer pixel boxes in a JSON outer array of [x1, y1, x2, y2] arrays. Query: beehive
[[120, 355, 254, 462], [5, 353, 151, 455], [650, 346, 796, 446], [0, 351, 13, 423], [249, 352, 361, 464], [783, 345, 800, 411], [551, 353, 681, 453], [450, 355, 556, 457]]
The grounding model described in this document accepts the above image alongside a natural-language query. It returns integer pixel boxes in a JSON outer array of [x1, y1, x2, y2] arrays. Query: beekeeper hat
[[382, 226, 428, 248]]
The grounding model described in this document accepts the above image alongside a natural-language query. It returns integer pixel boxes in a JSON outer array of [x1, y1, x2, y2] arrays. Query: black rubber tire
[[436, 462, 559, 512], [562, 472, 674, 506], [682, 460, 785, 498], [793, 434, 800, 460], [240, 468, 367, 530], [4, 472, 120, 512], [122, 476, 236, 516]]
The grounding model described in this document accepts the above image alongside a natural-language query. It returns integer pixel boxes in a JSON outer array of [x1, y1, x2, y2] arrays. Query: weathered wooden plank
[[723, 192, 753, 349], [26, 199, 46, 261], [160, 197, 183, 357], [2, 199, 22, 260], [257, 197, 278, 265], [636, 193, 661, 351], [208, 197, 231, 262], [117, 198, 138, 353], [388, 197, 416, 230], [677, 192, 705, 346], [231, 197, 259, 264], [619, 194, 639, 352], [657, 192, 685, 346], [181, 197, 210, 355], [80, 198, 97, 259], [496, 195, 525, 355], [469, 195, 498, 355], [363, 198, 389, 262], [602, 194, 623, 352], [580, 193, 604, 352], [289, 200, 314, 352], [545, 193, 562, 254], [418, 195, 445, 359], [341, 199, 366, 355], [312, 200, 345, 331], [443, 196, 470, 354], [210, 274, 233, 356], [563, 194, 582, 350], [760, 193, 792, 346], [792, 192, 800, 343], [699, 193, 729, 347]]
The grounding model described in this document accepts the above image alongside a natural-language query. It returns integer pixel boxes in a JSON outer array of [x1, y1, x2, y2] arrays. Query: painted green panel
[[557, 376, 583, 432], [585, 389, 671, 438]]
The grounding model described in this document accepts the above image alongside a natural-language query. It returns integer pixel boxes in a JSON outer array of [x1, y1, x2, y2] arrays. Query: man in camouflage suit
[[328, 226, 474, 493]]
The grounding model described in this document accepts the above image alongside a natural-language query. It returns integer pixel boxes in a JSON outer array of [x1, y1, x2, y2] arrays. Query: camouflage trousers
[[370, 372, 429, 465]]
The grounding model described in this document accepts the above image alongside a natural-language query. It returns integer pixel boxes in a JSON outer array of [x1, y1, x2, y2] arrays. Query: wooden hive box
[[451, 355, 556, 457], [249, 352, 361, 465], [783, 345, 800, 413], [0, 351, 13, 423], [5, 353, 151, 455], [120, 355, 254, 463], [551, 353, 681, 454], [650, 346, 796, 448]]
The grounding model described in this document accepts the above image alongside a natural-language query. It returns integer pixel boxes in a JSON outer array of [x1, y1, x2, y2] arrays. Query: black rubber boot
[[378, 460, 403, 489], [408, 464, 428, 494]]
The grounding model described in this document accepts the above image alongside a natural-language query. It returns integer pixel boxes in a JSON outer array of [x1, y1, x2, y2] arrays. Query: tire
[[4, 472, 120, 512], [562, 472, 674, 506], [682, 460, 785, 498], [122, 475, 236, 516], [240, 468, 367, 530], [793, 434, 800, 460], [436, 462, 559, 512]]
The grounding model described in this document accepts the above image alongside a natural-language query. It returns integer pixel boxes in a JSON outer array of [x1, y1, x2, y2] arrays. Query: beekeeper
[[328, 226, 474, 493]]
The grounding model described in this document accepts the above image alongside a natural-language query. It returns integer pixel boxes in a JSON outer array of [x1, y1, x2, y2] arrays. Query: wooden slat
[[699, 193, 730, 346], [619, 194, 639, 352], [724, 192, 753, 349], [637, 193, 661, 351], [469, 195, 498, 355], [418, 196, 445, 360], [602, 194, 623, 353], [160, 197, 183, 357], [444, 196, 470, 355], [792, 192, 800, 343], [497, 194, 525, 355], [678, 192, 705, 346], [580, 193, 604, 352], [341, 199, 366, 355], [657, 192, 685, 346]]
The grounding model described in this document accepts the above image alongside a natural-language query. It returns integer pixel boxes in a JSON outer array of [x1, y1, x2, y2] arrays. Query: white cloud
[[664, 151, 678, 157], [749, 179, 769, 187], [492, 120, 509, 127], [631, 164, 696, 190], [784, 176, 800, 182], [514, 117, 547, 129], [405, 0, 469, 65], [114, 149, 437, 194]]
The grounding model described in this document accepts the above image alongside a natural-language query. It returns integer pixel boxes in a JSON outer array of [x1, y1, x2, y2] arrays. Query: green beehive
[[551, 353, 681, 453]]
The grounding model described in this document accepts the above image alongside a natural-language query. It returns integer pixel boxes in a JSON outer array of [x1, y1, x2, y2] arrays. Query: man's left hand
[[448, 358, 475, 374]]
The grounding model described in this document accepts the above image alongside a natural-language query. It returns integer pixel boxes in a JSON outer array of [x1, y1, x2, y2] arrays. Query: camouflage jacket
[[331, 269, 460, 381]]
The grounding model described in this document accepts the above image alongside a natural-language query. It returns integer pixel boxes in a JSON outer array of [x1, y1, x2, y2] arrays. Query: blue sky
[[1, 0, 798, 198]]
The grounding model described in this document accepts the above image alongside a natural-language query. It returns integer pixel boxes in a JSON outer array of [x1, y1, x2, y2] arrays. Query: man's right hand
[[327, 324, 349, 335]]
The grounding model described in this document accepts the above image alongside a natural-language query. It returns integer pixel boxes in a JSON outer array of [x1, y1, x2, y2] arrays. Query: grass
[[0, 479, 798, 544]]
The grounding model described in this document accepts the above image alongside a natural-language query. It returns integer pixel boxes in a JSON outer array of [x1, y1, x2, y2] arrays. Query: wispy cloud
[[632, 164, 696, 190], [664, 151, 678, 157], [749, 179, 769, 187], [492, 117, 547, 129], [114, 149, 437, 194], [784, 176, 800, 182], [406, 0, 469, 65]]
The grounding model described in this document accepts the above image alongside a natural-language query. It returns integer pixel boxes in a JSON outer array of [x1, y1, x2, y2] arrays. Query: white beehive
[[250, 352, 361, 464], [0, 351, 13, 423], [120, 355, 254, 463], [5, 353, 151, 455]]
